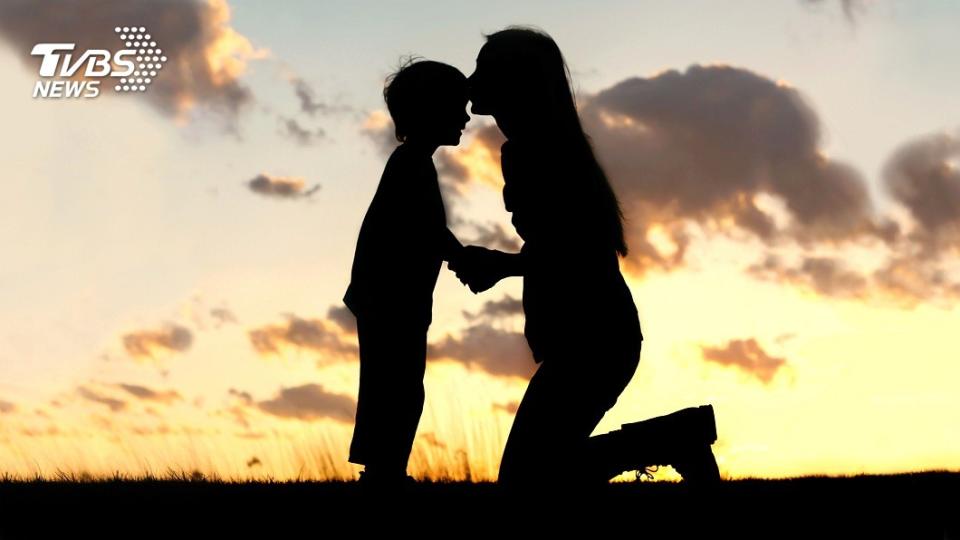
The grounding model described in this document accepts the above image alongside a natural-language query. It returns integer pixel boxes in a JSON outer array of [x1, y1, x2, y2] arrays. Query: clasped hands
[[448, 245, 508, 294]]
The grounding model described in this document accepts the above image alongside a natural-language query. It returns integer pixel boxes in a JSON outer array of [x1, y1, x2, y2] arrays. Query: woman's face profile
[[467, 44, 498, 116]]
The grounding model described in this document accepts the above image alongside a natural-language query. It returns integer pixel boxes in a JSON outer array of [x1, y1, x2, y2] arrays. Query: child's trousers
[[348, 315, 428, 474]]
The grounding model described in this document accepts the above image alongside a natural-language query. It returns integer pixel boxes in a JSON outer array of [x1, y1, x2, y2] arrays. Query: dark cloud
[[223, 388, 254, 428], [289, 76, 351, 117], [246, 173, 320, 199], [429, 324, 535, 379], [228, 388, 254, 405], [210, 307, 237, 327], [700, 338, 788, 383], [882, 132, 960, 258], [580, 65, 886, 273], [459, 221, 522, 252], [747, 254, 869, 299], [294, 77, 331, 116], [122, 324, 192, 360], [248, 313, 358, 360], [428, 295, 533, 379], [871, 255, 960, 308], [114, 383, 182, 404], [76, 386, 128, 412], [255, 383, 355, 423], [326, 305, 357, 334], [463, 295, 524, 321], [0, 0, 266, 129], [280, 116, 326, 146]]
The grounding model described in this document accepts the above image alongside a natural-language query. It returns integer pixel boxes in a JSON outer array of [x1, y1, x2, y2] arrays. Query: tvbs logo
[[31, 26, 166, 99]]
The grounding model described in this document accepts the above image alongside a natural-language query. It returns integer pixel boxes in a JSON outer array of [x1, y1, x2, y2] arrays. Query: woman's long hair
[[482, 26, 628, 257]]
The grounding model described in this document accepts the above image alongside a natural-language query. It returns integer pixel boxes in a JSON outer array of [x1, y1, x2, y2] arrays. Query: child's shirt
[[344, 143, 459, 329]]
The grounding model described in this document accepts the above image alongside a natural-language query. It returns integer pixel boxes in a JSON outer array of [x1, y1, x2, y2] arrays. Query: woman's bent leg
[[498, 343, 639, 489]]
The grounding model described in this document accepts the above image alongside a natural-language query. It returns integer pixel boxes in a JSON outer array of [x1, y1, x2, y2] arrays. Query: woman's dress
[[497, 137, 644, 486]]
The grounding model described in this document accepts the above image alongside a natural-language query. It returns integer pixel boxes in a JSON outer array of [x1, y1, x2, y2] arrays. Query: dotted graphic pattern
[[112, 26, 166, 93]]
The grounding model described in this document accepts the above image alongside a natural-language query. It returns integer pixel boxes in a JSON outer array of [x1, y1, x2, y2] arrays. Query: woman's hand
[[449, 246, 513, 293]]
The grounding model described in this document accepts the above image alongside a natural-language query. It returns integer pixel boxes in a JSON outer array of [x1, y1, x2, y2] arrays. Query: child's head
[[384, 58, 470, 146]]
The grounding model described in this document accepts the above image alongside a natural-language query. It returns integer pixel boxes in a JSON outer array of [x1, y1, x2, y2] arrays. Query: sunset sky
[[1, 0, 958, 482]]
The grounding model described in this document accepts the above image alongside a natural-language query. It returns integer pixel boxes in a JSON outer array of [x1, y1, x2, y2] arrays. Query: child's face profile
[[413, 82, 470, 147]]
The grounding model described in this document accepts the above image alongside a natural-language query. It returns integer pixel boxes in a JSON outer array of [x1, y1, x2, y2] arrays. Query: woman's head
[[468, 26, 577, 136], [468, 26, 628, 257]]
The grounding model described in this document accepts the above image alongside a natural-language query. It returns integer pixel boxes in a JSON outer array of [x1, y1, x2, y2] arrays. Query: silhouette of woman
[[453, 26, 644, 488]]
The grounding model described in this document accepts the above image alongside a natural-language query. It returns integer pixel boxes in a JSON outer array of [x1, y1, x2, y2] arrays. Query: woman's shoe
[[597, 404, 721, 485]]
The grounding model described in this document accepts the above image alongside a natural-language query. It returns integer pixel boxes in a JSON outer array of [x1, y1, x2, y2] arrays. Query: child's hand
[[451, 246, 504, 293]]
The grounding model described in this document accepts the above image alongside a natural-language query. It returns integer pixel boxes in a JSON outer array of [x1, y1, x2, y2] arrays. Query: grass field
[[0, 470, 956, 537]]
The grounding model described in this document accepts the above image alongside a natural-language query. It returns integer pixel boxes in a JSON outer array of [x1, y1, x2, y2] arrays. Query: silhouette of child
[[343, 59, 469, 485]]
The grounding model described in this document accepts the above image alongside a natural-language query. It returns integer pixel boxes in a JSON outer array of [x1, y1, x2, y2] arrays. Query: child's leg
[[390, 323, 428, 471], [348, 316, 427, 476]]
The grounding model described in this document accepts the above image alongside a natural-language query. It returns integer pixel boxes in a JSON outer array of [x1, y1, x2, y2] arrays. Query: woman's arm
[[440, 227, 465, 263], [451, 245, 526, 293]]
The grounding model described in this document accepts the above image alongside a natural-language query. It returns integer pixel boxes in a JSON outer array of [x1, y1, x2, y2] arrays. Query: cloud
[[288, 76, 352, 117], [435, 123, 508, 193], [223, 388, 254, 428], [457, 221, 523, 252], [279, 116, 326, 146], [0, 399, 16, 414], [871, 254, 960, 308], [700, 338, 788, 383], [429, 324, 534, 380], [255, 383, 355, 423], [746, 130, 960, 306], [361, 110, 398, 154], [210, 307, 237, 327], [326, 305, 357, 334], [76, 386, 128, 412], [427, 325, 533, 379], [247, 313, 358, 361], [747, 254, 869, 299], [0, 0, 269, 128], [580, 65, 887, 270], [246, 173, 320, 199], [428, 294, 533, 379], [114, 383, 182, 404], [882, 131, 960, 258], [122, 324, 192, 361], [463, 295, 524, 321]]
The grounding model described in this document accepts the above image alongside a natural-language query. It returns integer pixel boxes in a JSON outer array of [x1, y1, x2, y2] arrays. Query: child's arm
[[450, 246, 526, 294], [441, 227, 465, 264]]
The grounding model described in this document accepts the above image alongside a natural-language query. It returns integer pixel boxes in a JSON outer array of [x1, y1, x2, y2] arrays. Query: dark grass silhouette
[[1, 470, 957, 537]]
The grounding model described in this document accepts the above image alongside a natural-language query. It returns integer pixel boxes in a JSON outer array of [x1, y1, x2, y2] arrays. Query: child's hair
[[383, 57, 466, 142]]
